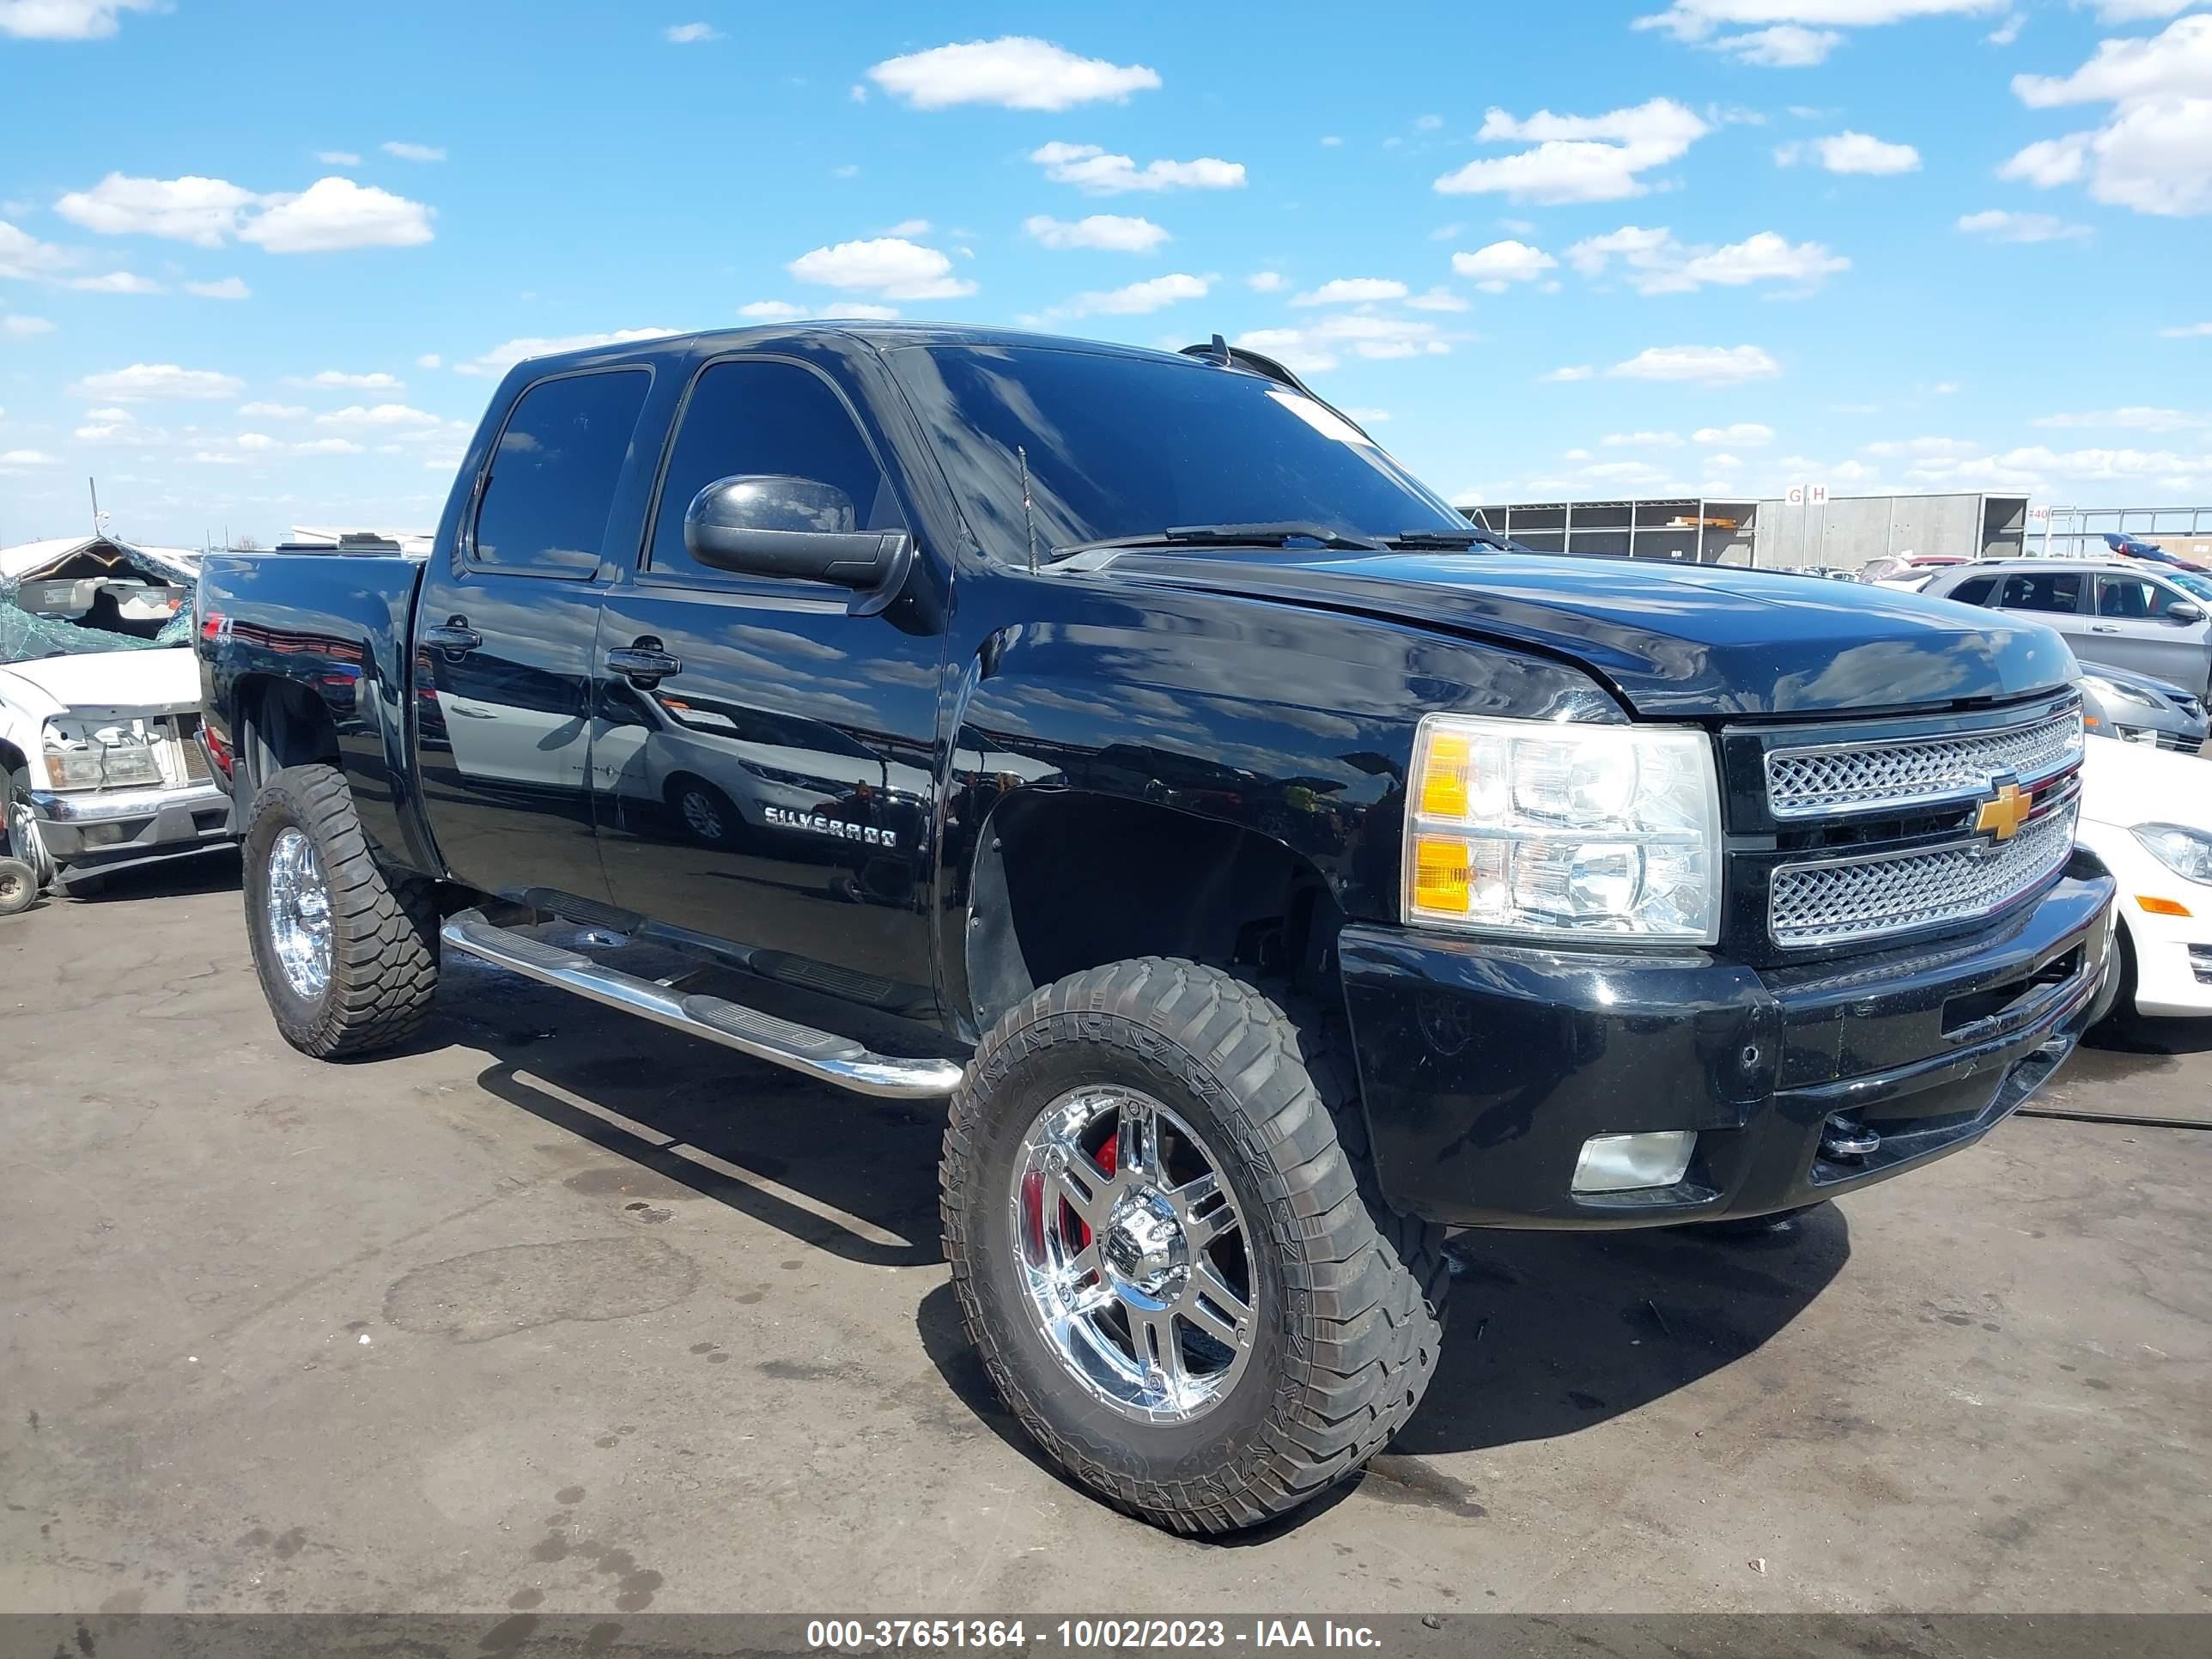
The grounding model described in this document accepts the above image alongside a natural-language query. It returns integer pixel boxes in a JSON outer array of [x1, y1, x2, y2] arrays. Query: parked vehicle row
[[1919, 558, 2212, 701]]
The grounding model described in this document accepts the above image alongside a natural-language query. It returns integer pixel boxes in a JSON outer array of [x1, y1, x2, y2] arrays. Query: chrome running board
[[441, 910, 965, 1100]]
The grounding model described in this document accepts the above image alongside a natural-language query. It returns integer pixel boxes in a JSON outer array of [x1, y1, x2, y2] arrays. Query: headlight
[[41, 724, 164, 791], [2133, 823, 2212, 886], [2081, 674, 2163, 713], [1404, 714, 1723, 943]]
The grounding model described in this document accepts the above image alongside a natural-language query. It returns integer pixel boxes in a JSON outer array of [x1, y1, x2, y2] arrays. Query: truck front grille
[[1764, 706, 2082, 820], [1768, 798, 2079, 950]]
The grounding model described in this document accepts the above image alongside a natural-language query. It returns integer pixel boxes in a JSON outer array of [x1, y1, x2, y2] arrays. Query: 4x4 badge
[[1975, 780, 2032, 842]]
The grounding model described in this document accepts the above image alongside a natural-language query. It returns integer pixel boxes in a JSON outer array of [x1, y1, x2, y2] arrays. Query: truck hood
[[1102, 550, 2079, 719], [0, 646, 202, 720]]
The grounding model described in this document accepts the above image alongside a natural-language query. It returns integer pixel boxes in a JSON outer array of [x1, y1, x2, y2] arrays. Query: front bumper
[[27, 781, 237, 867], [1338, 866, 2116, 1229]]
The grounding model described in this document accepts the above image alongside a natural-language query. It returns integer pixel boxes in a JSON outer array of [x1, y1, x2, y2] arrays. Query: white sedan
[[2077, 735, 2212, 1020]]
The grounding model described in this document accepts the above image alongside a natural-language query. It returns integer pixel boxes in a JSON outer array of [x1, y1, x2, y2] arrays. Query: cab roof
[[507, 321, 1216, 379]]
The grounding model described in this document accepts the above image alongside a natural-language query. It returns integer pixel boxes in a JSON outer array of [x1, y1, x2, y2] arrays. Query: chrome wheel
[[266, 827, 333, 1000], [1009, 1085, 1256, 1424]]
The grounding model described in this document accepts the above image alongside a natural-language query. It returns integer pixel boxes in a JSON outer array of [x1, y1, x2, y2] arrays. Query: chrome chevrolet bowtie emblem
[[1975, 780, 2032, 843]]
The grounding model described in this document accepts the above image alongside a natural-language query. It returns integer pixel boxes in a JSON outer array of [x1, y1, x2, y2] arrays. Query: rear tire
[[941, 958, 1448, 1534], [242, 763, 439, 1058]]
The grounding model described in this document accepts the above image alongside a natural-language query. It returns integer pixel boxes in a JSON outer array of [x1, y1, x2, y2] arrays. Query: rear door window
[[471, 369, 651, 577], [1945, 576, 1996, 606], [1995, 572, 2085, 614]]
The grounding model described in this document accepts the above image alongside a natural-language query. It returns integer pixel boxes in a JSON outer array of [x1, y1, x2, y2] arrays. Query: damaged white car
[[2, 535, 236, 896]]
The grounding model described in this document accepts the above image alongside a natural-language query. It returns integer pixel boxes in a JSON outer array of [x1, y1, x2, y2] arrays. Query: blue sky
[[3, 0, 2209, 547]]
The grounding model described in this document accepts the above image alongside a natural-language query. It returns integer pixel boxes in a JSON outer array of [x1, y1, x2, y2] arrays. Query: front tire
[[7, 767, 58, 890], [242, 763, 439, 1058], [0, 856, 36, 915], [941, 959, 1447, 1534]]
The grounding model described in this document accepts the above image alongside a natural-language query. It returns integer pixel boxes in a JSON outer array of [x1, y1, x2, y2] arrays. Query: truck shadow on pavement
[[913, 1206, 1847, 1537], [436, 954, 951, 1270], [398, 946, 1848, 1534]]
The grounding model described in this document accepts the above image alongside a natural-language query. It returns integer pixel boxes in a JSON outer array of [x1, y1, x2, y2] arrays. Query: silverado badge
[[1975, 780, 2033, 843]]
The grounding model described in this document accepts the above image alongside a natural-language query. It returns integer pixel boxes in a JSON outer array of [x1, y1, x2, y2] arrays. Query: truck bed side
[[197, 551, 434, 876]]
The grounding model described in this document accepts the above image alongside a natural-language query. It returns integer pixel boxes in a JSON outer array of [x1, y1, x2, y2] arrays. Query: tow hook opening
[[1821, 1115, 1881, 1161]]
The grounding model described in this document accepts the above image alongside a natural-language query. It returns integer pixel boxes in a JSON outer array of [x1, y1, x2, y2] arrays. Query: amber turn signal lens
[[1419, 732, 1470, 819], [2137, 895, 2193, 918], [1413, 835, 1472, 914]]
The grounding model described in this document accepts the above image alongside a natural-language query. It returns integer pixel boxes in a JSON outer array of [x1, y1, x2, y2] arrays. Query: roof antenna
[[1017, 443, 1041, 574], [1205, 332, 1232, 367]]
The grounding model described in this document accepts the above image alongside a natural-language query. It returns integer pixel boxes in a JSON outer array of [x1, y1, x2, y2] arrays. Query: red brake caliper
[[1024, 1129, 1115, 1259]]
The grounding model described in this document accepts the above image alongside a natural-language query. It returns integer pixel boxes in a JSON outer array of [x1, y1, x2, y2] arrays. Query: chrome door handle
[[421, 617, 483, 654], [605, 642, 683, 684], [2090, 624, 2121, 634]]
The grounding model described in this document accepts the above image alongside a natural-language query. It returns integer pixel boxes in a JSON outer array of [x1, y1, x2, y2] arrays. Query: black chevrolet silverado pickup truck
[[197, 324, 2116, 1533]]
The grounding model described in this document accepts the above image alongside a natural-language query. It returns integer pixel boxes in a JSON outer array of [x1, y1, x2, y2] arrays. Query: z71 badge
[[764, 806, 897, 849]]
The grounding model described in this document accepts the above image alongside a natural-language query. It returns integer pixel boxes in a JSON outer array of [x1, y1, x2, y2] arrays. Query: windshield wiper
[[1048, 522, 1386, 562]]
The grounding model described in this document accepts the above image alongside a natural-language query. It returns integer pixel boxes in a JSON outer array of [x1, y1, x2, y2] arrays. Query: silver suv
[[1921, 558, 2212, 701]]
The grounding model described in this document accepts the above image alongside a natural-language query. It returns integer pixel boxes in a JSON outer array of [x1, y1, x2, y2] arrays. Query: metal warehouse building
[[1467, 491, 2033, 570]]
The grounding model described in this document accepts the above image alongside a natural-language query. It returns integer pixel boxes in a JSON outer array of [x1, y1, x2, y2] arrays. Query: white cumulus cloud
[[58, 171, 435, 252], [787, 237, 976, 301], [1695, 422, 1777, 445], [313, 403, 441, 429], [1245, 271, 1289, 292], [0, 219, 75, 279], [3, 313, 56, 335], [72, 362, 245, 401], [1957, 208, 2094, 240], [455, 327, 682, 378], [1450, 240, 1559, 289], [1293, 277, 1410, 306], [69, 270, 162, 293], [1236, 314, 1454, 374], [0, 0, 158, 40], [1566, 226, 1848, 292], [664, 21, 722, 43], [381, 141, 446, 162], [307, 369, 403, 389], [1062, 273, 1209, 316], [242, 178, 435, 251], [867, 37, 1160, 111], [2005, 15, 2212, 216], [1775, 130, 1923, 172], [1434, 99, 1710, 204], [1023, 213, 1170, 252], [1030, 142, 1247, 195], [185, 276, 251, 299], [1607, 344, 1782, 383], [56, 173, 259, 246]]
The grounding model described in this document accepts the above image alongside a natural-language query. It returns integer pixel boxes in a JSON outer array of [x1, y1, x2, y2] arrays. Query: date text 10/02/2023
[[805, 1620, 1385, 1650]]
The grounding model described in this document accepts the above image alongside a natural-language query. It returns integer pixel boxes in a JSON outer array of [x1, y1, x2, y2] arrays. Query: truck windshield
[[892, 343, 1469, 559]]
